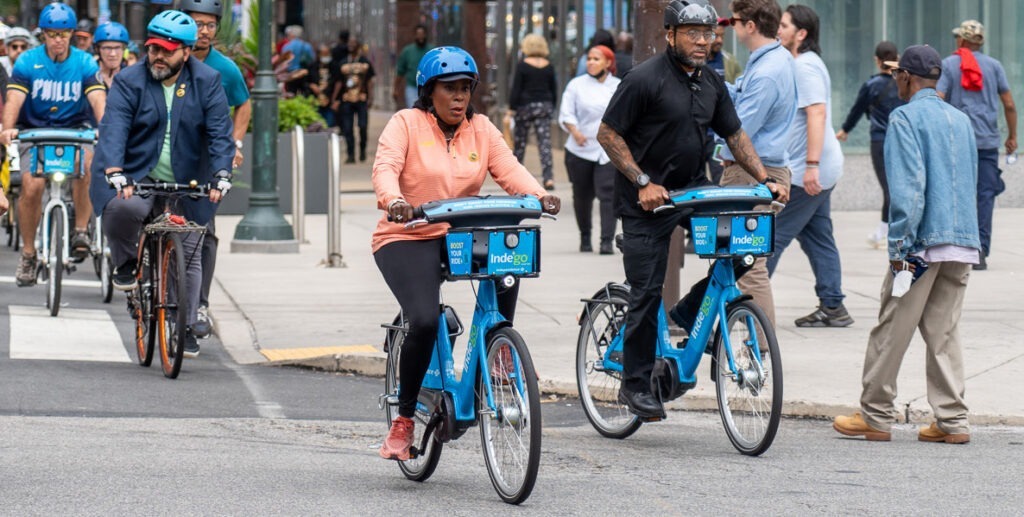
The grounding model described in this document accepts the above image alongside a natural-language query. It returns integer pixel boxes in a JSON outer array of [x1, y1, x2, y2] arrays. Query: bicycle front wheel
[[383, 313, 442, 482], [157, 233, 187, 379], [576, 284, 641, 439], [713, 300, 782, 456], [46, 205, 64, 317], [478, 327, 541, 505]]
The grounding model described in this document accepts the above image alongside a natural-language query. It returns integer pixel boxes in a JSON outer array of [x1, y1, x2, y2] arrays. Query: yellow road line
[[261, 345, 379, 362]]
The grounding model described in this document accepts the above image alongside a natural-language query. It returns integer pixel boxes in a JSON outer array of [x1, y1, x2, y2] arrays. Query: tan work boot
[[833, 412, 891, 441], [918, 422, 970, 444]]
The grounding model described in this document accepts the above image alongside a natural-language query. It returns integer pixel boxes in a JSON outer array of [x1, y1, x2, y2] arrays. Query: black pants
[[620, 212, 751, 393], [339, 101, 368, 160], [565, 151, 616, 245], [199, 216, 217, 308], [375, 239, 519, 418], [869, 140, 890, 223]]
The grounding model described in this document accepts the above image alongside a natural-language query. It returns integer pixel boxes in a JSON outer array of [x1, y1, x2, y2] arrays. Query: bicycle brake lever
[[540, 213, 557, 220], [652, 204, 676, 214], [403, 219, 428, 229], [770, 201, 786, 213]]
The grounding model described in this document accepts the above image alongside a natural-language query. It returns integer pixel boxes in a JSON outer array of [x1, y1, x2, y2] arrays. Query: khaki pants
[[720, 164, 791, 326], [860, 262, 971, 434]]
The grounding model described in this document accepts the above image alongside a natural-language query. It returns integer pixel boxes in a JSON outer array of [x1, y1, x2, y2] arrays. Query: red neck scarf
[[954, 47, 983, 91]]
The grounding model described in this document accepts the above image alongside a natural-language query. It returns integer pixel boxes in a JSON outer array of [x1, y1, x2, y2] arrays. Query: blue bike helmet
[[94, 22, 130, 44], [39, 2, 77, 30], [146, 10, 198, 47], [415, 46, 479, 96]]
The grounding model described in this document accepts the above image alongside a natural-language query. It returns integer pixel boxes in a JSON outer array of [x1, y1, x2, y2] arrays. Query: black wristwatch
[[760, 176, 777, 185], [635, 173, 651, 188]]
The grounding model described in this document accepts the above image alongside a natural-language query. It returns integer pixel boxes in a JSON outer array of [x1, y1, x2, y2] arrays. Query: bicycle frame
[[599, 258, 766, 387], [419, 279, 511, 425], [38, 179, 73, 271]]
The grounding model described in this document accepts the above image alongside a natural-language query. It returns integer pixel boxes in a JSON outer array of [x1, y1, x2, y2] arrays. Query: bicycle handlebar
[[133, 181, 211, 199]]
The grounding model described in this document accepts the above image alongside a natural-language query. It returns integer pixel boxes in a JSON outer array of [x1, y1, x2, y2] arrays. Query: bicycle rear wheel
[[45, 205, 64, 317], [157, 233, 187, 379], [132, 243, 155, 367], [478, 327, 541, 505], [383, 312, 443, 481], [576, 284, 641, 439], [713, 300, 782, 456]]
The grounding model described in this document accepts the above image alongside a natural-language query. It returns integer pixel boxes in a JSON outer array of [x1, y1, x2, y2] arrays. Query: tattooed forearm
[[725, 129, 768, 182], [598, 122, 644, 182]]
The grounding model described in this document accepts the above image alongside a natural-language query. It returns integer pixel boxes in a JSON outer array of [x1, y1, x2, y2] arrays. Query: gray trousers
[[860, 262, 971, 434], [102, 195, 204, 327]]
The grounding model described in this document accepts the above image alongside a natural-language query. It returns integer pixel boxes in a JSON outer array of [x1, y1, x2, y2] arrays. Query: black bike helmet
[[180, 0, 223, 18], [663, 0, 718, 29]]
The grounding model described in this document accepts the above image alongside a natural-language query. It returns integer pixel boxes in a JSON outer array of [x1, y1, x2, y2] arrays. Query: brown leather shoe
[[833, 412, 891, 441], [918, 422, 970, 444]]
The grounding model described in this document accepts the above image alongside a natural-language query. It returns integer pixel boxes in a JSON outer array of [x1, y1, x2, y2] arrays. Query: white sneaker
[[866, 233, 885, 249]]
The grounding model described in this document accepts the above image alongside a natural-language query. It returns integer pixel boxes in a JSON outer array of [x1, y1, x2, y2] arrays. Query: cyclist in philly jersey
[[0, 2, 106, 287]]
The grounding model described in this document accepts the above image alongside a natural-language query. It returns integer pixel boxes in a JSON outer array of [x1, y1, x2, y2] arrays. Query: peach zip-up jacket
[[371, 108, 548, 253]]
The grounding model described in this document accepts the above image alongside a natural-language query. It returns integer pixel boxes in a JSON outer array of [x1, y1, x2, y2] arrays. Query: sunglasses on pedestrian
[[8, 43, 27, 50], [729, 17, 748, 26], [44, 29, 72, 40]]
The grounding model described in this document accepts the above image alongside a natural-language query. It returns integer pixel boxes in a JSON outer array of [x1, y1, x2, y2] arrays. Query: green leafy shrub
[[278, 95, 326, 133]]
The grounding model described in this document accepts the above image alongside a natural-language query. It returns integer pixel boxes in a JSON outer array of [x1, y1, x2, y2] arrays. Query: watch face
[[636, 174, 650, 187]]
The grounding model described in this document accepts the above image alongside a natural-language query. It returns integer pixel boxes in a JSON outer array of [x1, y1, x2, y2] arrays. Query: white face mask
[[320, 56, 331, 64]]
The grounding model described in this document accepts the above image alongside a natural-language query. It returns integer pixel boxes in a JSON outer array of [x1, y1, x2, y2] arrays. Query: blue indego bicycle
[[576, 185, 783, 456], [379, 195, 551, 504]]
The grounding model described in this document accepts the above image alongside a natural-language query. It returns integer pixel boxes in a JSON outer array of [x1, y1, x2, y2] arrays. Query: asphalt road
[[3, 247, 1024, 514]]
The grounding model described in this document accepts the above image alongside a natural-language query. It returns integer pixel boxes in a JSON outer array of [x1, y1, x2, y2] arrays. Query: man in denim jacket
[[833, 45, 980, 445]]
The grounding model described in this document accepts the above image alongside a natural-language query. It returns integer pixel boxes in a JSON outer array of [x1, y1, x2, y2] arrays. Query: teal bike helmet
[[146, 10, 198, 47], [39, 2, 77, 30], [415, 46, 479, 96], [94, 22, 130, 44]]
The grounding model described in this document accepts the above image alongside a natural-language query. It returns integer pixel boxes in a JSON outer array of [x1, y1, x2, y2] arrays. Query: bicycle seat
[[417, 195, 543, 228], [666, 185, 772, 214], [16, 128, 97, 145]]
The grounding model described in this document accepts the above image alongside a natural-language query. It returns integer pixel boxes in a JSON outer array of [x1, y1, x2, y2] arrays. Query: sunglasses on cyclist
[[44, 29, 73, 39]]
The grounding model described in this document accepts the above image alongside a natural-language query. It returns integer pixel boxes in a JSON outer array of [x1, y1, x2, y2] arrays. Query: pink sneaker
[[379, 416, 415, 461]]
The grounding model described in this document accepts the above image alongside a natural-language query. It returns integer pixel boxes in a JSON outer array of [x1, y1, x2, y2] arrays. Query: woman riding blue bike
[[372, 46, 560, 461]]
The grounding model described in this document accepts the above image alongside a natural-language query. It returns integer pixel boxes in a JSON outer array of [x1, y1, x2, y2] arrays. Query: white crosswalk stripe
[[8, 305, 131, 363]]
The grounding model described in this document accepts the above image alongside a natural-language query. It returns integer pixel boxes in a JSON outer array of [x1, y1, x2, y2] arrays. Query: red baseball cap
[[145, 35, 183, 52], [717, 17, 731, 26]]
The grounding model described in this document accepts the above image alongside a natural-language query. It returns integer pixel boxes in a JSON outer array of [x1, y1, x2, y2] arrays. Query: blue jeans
[[976, 148, 1004, 256], [767, 185, 845, 308]]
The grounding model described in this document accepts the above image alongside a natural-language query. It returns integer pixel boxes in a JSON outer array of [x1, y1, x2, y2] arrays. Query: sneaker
[[193, 305, 212, 339], [359, 149, 367, 162], [599, 240, 614, 255], [917, 422, 970, 444], [112, 260, 138, 291], [15, 253, 38, 287], [543, 179, 555, 191], [795, 304, 854, 328], [345, 156, 355, 164], [379, 416, 416, 461], [972, 254, 987, 271], [866, 233, 885, 249], [832, 412, 891, 441], [183, 331, 200, 358], [70, 230, 91, 262]]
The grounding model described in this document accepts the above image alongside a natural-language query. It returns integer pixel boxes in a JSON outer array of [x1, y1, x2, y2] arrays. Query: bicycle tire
[[100, 251, 113, 303], [157, 233, 187, 379], [478, 327, 541, 505], [383, 312, 443, 481], [46, 205, 64, 317], [576, 284, 642, 439], [133, 243, 155, 367], [713, 299, 782, 456], [11, 196, 19, 251]]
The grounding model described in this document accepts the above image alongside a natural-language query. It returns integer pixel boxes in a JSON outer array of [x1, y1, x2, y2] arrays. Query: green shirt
[[150, 82, 175, 182], [396, 43, 433, 88]]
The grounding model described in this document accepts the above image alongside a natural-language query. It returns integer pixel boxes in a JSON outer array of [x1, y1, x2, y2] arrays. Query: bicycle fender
[[725, 294, 754, 311]]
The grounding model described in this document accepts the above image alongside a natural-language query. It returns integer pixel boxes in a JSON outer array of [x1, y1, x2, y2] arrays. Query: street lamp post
[[230, 0, 299, 253]]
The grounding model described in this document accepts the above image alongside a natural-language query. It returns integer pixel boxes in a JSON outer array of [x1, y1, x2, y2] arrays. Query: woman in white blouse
[[558, 45, 621, 254]]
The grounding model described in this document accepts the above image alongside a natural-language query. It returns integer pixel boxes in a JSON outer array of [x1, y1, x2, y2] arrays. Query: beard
[[148, 58, 184, 81], [667, 43, 706, 69]]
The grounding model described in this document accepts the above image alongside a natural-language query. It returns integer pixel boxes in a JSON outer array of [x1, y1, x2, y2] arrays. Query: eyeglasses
[[98, 45, 124, 53], [8, 43, 27, 50], [195, 22, 219, 31], [678, 29, 717, 42], [729, 17, 748, 26], [44, 29, 72, 40]]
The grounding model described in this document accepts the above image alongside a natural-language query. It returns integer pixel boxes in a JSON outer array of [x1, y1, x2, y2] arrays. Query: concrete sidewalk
[[211, 178, 1024, 425]]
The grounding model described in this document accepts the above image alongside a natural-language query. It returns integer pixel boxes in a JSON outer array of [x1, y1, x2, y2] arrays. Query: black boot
[[580, 235, 593, 253]]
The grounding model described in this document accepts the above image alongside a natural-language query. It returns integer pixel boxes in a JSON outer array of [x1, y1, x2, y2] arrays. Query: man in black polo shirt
[[598, 0, 788, 419]]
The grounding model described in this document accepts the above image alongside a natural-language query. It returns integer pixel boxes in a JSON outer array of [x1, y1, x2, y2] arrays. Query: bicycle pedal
[[408, 447, 420, 459], [641, 416, 664, 423]]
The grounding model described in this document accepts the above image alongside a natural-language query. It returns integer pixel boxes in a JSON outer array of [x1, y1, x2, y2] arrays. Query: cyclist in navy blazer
[[89, 10, 233, 358]]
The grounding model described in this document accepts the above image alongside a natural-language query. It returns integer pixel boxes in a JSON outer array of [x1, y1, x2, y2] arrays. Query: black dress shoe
[[617, 387, 666, 419]]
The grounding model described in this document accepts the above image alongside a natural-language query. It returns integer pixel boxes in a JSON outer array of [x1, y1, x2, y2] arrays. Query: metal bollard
[[291, 125, 306, 243], [326, 133, 345, 267]]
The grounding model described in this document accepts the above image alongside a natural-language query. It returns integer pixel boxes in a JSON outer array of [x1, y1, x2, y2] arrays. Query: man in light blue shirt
[[773, 4, 850, 328], [936, 20, 1017, 270], [834, 45, 978, 445], [718, 0, 796, 326]]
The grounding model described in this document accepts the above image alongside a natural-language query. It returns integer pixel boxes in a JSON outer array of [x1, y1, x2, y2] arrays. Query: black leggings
[[375, 238, 519, 418], [565, 151, 616, 245], [869, 140, 890, 223]]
